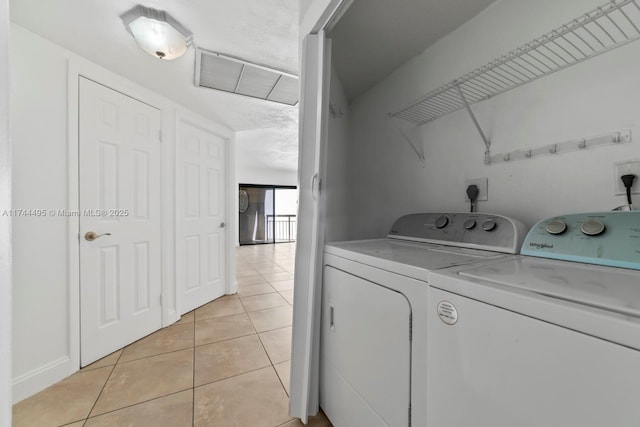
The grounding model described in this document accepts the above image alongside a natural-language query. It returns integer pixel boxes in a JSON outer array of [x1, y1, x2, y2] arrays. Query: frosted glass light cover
[[128, 16, 188, 60], [121, 5, 193, 60]]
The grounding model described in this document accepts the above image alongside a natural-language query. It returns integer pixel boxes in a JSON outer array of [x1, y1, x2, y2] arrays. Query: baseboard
[[12, 356, 75, 403]]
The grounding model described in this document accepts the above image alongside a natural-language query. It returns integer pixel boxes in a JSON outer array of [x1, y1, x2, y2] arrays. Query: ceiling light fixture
[[121, 5, 193, 60]]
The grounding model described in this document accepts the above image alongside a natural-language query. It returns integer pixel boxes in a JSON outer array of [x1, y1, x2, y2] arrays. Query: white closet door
[[290, 30, 332, 422], [176, 118, 227, 313], [79, 77, 162, 366]]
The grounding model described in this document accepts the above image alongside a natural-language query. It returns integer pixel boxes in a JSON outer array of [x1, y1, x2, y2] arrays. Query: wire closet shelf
[[388, 0, 640, 162]]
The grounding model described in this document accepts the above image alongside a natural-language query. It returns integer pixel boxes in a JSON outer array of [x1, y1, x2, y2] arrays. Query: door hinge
[[159, 294, 163, 306], [158, 130, 163, 142], [408, 404, 412, 426]]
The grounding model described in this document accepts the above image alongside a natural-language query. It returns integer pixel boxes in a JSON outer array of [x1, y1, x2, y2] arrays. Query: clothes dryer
[[320, 212, 526, 427]]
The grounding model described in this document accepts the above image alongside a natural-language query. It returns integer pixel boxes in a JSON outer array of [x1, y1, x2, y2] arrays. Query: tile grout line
[[274, 288, 294, 306], [91, 305, 292, 423], [81, 348, 125, 424], [78, 388, 195, 422], [99, 345, 194, 368], [57, 314, 198, 426], [112, 320, 191, 351], [238, 276, 292, 400], [235, 276, 290, 392], [195, 330, 256, 348], [237, 287, 274, 365], [240, 300, 290, 314], [76, 320, 194, 370], [80, 342, 198, 421], [193, 364, 276, 391], [191, 306, 290, 388], [194, 301, 291, 346], [82, 313, 197, 421], [237, 245, 297, 425], [238, 288, 279, 298]]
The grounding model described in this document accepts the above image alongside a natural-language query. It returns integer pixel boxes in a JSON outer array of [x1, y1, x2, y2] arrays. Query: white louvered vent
[[196, 49, 299, 106]]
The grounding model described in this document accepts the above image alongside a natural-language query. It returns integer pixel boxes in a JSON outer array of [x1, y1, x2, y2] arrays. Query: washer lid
[[458, 257, 640, 318]]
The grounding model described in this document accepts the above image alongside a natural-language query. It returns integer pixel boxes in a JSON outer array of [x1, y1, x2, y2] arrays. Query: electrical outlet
[[465, 178, 488, 201], [614, 160, 640, 196]]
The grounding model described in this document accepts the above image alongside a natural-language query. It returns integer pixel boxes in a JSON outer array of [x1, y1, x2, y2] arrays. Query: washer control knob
[[481, 219, 497, 232], [545, 220, 567, 235], [581, 220, 605, 236], [463, 219, 476, 230], [434, 215, 449, 229]]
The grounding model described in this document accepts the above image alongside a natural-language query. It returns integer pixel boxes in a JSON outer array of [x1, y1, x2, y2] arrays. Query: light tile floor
[[13, 242, 332, 427]]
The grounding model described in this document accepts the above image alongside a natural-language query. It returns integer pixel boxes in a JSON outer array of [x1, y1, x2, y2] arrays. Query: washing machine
[[319, 212, 527, 427], [427, 211, 640, 427]]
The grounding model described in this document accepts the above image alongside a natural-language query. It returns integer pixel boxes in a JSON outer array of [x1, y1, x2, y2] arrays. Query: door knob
[[219, 222, 226, 228], [85, 231, 112, 241]]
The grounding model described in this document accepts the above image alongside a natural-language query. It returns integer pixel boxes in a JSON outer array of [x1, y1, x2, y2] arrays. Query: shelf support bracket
[[455, 84, 491, 164], [390, 116, 426, 165]]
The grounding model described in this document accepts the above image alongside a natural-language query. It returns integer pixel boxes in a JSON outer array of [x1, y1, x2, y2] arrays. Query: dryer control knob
[[464, 219, 476, 230], [545, 220, 567, 235], [434, 215, 449, 229], [481, 219, 497, 231], [581, 220, 606, 236]]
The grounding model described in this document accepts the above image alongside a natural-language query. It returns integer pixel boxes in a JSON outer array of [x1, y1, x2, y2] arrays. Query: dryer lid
[[325, 238, 507, 282]]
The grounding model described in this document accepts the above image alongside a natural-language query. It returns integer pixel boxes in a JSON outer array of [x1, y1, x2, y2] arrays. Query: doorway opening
[[239, 184, 298, 245]]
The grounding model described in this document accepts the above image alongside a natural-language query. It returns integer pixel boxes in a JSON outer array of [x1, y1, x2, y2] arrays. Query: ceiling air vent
[[195, 48, 299, 106]]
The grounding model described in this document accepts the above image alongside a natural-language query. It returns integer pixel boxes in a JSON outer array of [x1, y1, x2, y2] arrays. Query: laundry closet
[[325, 0, 640, 238], [291, 0, 640, 425]]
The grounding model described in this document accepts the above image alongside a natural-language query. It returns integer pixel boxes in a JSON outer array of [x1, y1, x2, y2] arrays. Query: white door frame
[[300, 0, 352, 37], [0, 0, 12, 422], [290, 0, 352, 422], [174, 109, 236, 315], [67, 59, 174, 371]]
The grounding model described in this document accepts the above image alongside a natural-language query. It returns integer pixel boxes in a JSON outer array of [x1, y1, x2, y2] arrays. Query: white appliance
[[319, 212, 527, 427], [427, 211, 640, 427]]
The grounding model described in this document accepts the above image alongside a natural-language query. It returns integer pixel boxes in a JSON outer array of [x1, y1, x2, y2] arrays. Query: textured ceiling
[[9, 0, 300, 132], [10, 0, 500, 173], [330, 0, 497, 101], [236, 127, 299, 172]]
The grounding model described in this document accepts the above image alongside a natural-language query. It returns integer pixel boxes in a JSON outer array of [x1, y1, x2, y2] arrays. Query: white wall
[[236, 128, 298, 186], [10, 23, 71, 402], [235, 128, 298, 246], [299, 0, 314, 23], [10, 24, 235, 402], [0, 0, 12, 424], [236, 166, 297, 186], [323, 66, 349, 243], [344, 0, 640, 239]]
